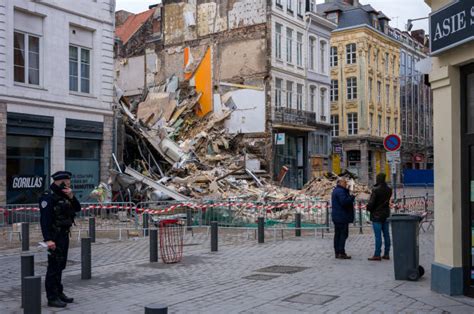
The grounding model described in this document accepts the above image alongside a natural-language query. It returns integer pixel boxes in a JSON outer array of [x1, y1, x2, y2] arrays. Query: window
[[276, 0, 282, 8], [394, 86, 398, 105], [275, 23, 282, 60], [331, 115, 339, 137], [320, 41, 326, 73], [375, 50, 379, 70], [309, 86, 316, 112], [370, 113, 374, 131], [347, 113, 358, 135], [330, 80, 338, 102], [320, 88, 326, 119], [286, 28, 293, 64], [275, 78, 282, 108], [392, 56, 396, 74], [386, 84, 390, 105], [346, 43, 356, 64], [385, 53, 389, 72], [309, 37, 316, 70], [286, 81, 293, 108], [407, 54, 413, 75], [377, 81, 381, 103], [378, 114, 382, 136], [394, 118, 398, 134], [297, 0, 303, 16], [13, 32, 40, 85], [69, 46, 91, 93], [330, 46, 338, 67], [297, 84, 303, 111], [297, 33, 303, 67], [369, 78, 373, 101], [347, 77, 357, 100], [287, 0, 293, 12], [310, 0, 316, 12], [400, 51, 406, 76], [386, 117, 391, 133]]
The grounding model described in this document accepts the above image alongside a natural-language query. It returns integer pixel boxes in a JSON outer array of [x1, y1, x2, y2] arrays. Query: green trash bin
[[388, 214, 425, 281]]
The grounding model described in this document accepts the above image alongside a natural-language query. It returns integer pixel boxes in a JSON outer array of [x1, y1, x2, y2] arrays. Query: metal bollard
[[210, 221, 218, 252], [143, 213, 149, 237], [325, 202, 330, 232], [186, 208, 192, 231], [24, 276, 41, 314], [22, 223, 29, 251], [89, 217, 96, 243], [21, 254, 34, 308], [145, 303, 168, 314], [150, 229, 158, 262], [81, 237, 91, 280], [295, 213, 301, 237], [258, 217, 264, 244], [358, 201, 363, 234]]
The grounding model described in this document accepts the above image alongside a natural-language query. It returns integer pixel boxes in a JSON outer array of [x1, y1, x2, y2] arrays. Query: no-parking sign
[[384, 134, 402, 152]]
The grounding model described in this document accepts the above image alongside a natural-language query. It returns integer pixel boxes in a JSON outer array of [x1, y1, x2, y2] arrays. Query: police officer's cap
[[51, 171, 72, 181]]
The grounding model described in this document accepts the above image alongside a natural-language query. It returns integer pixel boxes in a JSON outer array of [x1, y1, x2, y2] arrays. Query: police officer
[[39, 171, 81, 308]]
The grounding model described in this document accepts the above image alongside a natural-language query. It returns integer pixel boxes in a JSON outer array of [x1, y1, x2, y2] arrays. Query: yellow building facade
[[329, 26, 400, 184]]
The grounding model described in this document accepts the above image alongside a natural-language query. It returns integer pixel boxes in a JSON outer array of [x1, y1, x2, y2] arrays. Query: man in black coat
[[331, 178, 355, 259], [39, 171, 81, 308], [367, 173, 393, 261]]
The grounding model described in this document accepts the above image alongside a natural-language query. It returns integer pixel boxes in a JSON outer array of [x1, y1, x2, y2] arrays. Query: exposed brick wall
[[100, 115, 114, 184], [0, 103, 6, 205]]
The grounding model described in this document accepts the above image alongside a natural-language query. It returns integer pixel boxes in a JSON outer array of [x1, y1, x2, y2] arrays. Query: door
[[461, 63, 474, 297]]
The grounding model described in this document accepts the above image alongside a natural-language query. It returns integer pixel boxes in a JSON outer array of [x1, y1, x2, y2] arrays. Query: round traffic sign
[[384, 134, 401, 152]]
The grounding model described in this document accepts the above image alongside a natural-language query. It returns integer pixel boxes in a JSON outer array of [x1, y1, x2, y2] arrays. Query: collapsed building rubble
[[113, 75, 371, 204]]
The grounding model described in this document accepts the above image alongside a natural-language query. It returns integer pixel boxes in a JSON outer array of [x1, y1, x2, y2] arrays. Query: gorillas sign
[[430, 1, 474, 55]]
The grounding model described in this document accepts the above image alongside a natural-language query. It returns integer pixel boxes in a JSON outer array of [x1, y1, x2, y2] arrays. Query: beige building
[[426, 0, 474, 297], [318, 1, 400, 184]]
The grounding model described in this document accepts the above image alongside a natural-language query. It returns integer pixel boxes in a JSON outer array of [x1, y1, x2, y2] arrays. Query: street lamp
[[406, 17, 429, 32]]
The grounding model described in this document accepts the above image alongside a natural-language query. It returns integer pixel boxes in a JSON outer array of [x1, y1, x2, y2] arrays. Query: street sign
[[391, 162, 397, 174], [430, 0, 474, 55], [384, 134, 402, 152], [386, 151, 401, 163], [276, 133, 285, 145]]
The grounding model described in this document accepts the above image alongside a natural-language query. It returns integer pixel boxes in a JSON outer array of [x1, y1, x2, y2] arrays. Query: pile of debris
[[302, 172, 371, 201]]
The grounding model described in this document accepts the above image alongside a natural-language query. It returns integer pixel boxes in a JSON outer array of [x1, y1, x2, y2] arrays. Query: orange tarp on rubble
[[184, 47, 213, 117]]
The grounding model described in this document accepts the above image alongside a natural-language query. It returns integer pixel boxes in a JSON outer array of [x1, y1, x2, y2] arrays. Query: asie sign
[[430, 1, 474, 55]]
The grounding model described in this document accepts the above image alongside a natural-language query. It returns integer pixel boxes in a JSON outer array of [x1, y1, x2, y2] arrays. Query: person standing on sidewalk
[[367, 173, 393, 261], [331, 178, 355, 259], [39, 171, 81, 308]]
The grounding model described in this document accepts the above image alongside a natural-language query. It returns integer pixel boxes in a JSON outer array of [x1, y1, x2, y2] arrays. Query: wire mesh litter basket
[[159, 219, 184, 264]]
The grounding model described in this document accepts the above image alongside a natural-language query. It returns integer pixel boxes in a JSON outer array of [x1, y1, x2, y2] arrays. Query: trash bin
[[159, 219, 184, 264], [388, 214, 425, 281]]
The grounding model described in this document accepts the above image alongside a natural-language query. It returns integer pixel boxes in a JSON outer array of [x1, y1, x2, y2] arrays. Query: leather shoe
[[368, 256, 382, 261], [59, 293, 74, 303], [382, 255, 390, 260], [336, 254, 352, 259], [48, 298, 67, 308]]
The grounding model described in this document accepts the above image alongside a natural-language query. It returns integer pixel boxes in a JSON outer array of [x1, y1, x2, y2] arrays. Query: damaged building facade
[[0, 0, 116, 204], [115, 0, 336, 190]]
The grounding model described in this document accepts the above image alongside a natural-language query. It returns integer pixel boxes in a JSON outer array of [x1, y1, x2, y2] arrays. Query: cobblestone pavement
[[1, 227, 473, 313]]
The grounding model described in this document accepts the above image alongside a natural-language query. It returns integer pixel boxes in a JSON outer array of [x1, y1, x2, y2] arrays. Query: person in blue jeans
[[331, 178, 355, 259], [367, 173, 393, 261]]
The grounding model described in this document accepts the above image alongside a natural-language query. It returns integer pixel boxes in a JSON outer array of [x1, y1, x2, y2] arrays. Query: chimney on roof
[[411, 29, 426, 45]]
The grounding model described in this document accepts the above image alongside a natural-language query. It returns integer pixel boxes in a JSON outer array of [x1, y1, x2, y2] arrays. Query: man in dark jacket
[[40, 171, 81, 307], [331, 178, 355, 259], [367, 173, 393, 261]]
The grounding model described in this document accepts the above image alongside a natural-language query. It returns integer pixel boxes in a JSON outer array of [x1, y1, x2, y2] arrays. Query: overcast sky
[[115, 0, 431, 33]]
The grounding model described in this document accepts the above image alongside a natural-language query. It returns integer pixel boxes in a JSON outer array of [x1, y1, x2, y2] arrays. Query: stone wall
[[100, 115, 114, 184]]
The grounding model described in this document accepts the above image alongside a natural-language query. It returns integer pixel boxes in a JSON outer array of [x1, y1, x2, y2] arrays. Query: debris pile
[[302, 172, 371, 201], [114, 76, 370, 203]]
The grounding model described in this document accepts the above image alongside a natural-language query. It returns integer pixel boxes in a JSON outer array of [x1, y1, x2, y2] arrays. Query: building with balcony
[[0, 0, 116, 204], [318, 0, 401, 185]]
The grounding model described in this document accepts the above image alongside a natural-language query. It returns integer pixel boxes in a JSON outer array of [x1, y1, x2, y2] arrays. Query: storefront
[[427, 0, 474, 296], [6, 113, 52, 204], [273, 131, 308, 189]]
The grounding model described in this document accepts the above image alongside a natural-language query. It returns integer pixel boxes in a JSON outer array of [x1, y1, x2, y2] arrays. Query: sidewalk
[[1, 228, 473, 313]]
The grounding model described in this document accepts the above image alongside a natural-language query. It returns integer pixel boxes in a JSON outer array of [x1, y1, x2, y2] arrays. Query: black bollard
[[145, 303, 168, 314], [89, 217, 96, 243], [186, 208, 193, 231], [21, 254, 34, 308], [257, 217, 264, 244], [22, 223, 29, 251], [143, 213, 149, 237], [81, 237, 91, 280], [325, 202, 330, 232], [358, 201, 363, 234], [295, 213, 301, 237], [150, 229, 158, 262], [210, 221, 218, 252], [24, 276, 41, 314]]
